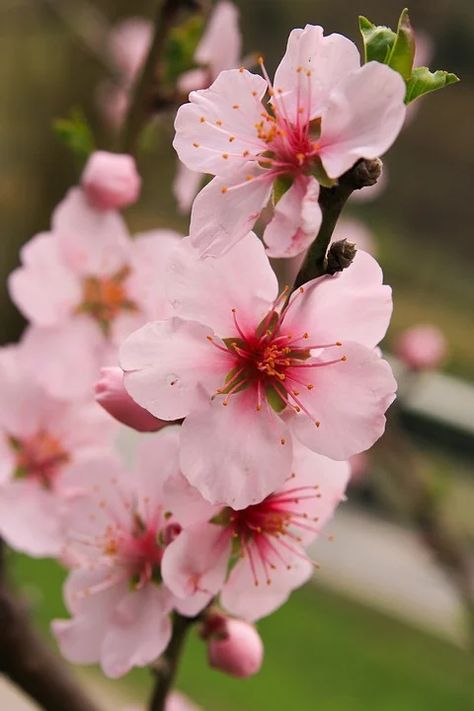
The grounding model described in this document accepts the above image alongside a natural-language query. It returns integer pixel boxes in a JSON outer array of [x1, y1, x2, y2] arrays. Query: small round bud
[[95, 367, 167, 432], [395, 324, 448, 371], [206, 616, 263, 678], [326, 239, 357, 275], [351, 157, 383, 189], [81, 151, 141, 210]]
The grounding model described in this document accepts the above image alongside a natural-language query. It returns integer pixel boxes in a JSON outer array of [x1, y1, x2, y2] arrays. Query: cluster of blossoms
[[6, 6, 452, 702]]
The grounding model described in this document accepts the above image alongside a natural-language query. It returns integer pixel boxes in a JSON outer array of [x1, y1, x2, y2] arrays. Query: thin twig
[[293, 158, 382, 288], [121, 0, 207, 156], [149, 614, 195, 711]]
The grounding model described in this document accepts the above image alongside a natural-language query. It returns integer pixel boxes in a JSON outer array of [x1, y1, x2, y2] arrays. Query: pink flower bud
[[81, 151, 141, 210], [95, 367, 166, 432], [206, 616, 263, 678], [395, 324, 448, 371]]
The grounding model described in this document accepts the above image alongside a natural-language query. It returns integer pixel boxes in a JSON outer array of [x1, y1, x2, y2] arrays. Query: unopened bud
[[326, 239, 357, 275], [81, 151, 141, 210], [205, 614, 263, 678], [350, 157, 383, 190], [95, 367, 167, 432], [395, 324, 448, 371]]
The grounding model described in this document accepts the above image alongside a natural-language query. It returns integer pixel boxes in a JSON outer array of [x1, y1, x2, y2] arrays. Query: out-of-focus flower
[[121, 233, 395, 509], [162, 442, 349, 620], [0, 344, 116, 557], [95, 367, 167, 432], [9, 188, 181, 398], [122, 691, 203, 711], [205, 614, 264, 677], [52, 428, 215, 678], [81, 152, 141, 211], [395, 324, 448, 371], [173, 24, 406, 258]]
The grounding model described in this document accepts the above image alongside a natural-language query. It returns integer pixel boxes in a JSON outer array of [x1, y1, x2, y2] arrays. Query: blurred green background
[[1, 1, 473, 709]]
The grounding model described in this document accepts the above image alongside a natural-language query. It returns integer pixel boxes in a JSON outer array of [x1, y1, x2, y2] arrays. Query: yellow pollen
[[216, 119, 223, 126], [239, 66, 245, 73], [257, 55, 264, 65], [228, 136, 236, 142], [296, 152, 305, 164], [246, 175, 254, 181], [307, 384, 314, 390], [232, 104, 240, 109], [221, 187, 228, 194], [306, 70, 312, 77], [199, 116, 205, 123], [252, 91, 257, 97], [222, 153, 229, 159], [193, 142, 200, 148], [296, 66, 303, 73], [206, 335, 213, 341]]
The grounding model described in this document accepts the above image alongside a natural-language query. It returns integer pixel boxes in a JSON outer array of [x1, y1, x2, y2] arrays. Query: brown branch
[[148, 613, 195, 711], [293, 158, 382, 288], [0, 540, 103, 711], [121, 0, 208, 156]]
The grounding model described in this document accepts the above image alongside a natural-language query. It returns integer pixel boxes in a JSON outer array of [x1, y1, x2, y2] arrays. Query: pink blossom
[[205, 614, 263, 677], [174, 1, 243, 213], [107, 18, 153, 86], [0, 345, 116, 557], [162, 441, 349, 620], [395, 324, 448, 371], [81, 151, 141, 211], [121, 233, 395, 508], [96, 367, 168, 432], [173, 24, 407, 257], [52, 428, 215, 678], [9, 188, 182, 398]]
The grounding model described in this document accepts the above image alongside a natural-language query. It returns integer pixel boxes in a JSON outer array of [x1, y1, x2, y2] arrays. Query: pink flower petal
[[53, 188, 131, 277], [173, 69, 268, 176], [101, 586, 172, 678], [283, 250, 392, 349], [273, 25, 360, 123], [173, 163, 204, 213], [319, 62, 406, 178], [221, 547, 312, 621], [179, 388, 292, 509], [189, 164, 273, 257], [166, 233, 278, 335], [0, 480, 63, 557], [194, 1, 242, 77], [289, 342, 397, 460], [121, 318, 232, 420], [162, 522, 230, 609], [264, 175, 321, 258], [8, 232, 81, 326]]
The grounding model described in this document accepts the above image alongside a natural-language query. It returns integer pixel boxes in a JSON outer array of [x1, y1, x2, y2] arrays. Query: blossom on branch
[[173, 24, 407, 257], [52, 428, 215, 678], [120, 233, 395, 508], [9, 187, 181, 398], [0, 345, 116, 557], [161, 442, 349, 620]]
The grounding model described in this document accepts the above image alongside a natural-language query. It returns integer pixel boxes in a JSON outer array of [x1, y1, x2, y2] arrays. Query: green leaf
[[265, 385, 287, 413], [53, 108, 95, 164], [310, 158, 337, 189], [388, 9, 415, 80], [163, 14, 205, 87], [272, 174, 293, 205], [359, 15, 396, 64], [405, 66, 460, 103]]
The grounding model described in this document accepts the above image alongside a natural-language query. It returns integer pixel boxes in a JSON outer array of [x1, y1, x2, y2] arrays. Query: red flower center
[[10, 432, 69, 488]]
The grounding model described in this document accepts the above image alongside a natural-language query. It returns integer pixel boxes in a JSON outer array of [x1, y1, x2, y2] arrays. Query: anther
[[193, 142, 200, 148], [228, 136, 236, 142], [221, 187, 228, 194], [199, 116, 205, 123], [216, 120, 223, 126], [280, 437, 286, 445], [222, 153, 229, 159], [232, 104, 240, 110]]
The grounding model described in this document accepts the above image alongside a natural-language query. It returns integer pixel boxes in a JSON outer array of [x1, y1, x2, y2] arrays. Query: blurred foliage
[[163, 14, 204, 88], [53, 107, 95, 165], [10, 552, 474, 710]]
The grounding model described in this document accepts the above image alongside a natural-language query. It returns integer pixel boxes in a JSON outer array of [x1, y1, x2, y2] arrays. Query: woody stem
[[293, 158, 382, 288], [148, 613, 195, 711]]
